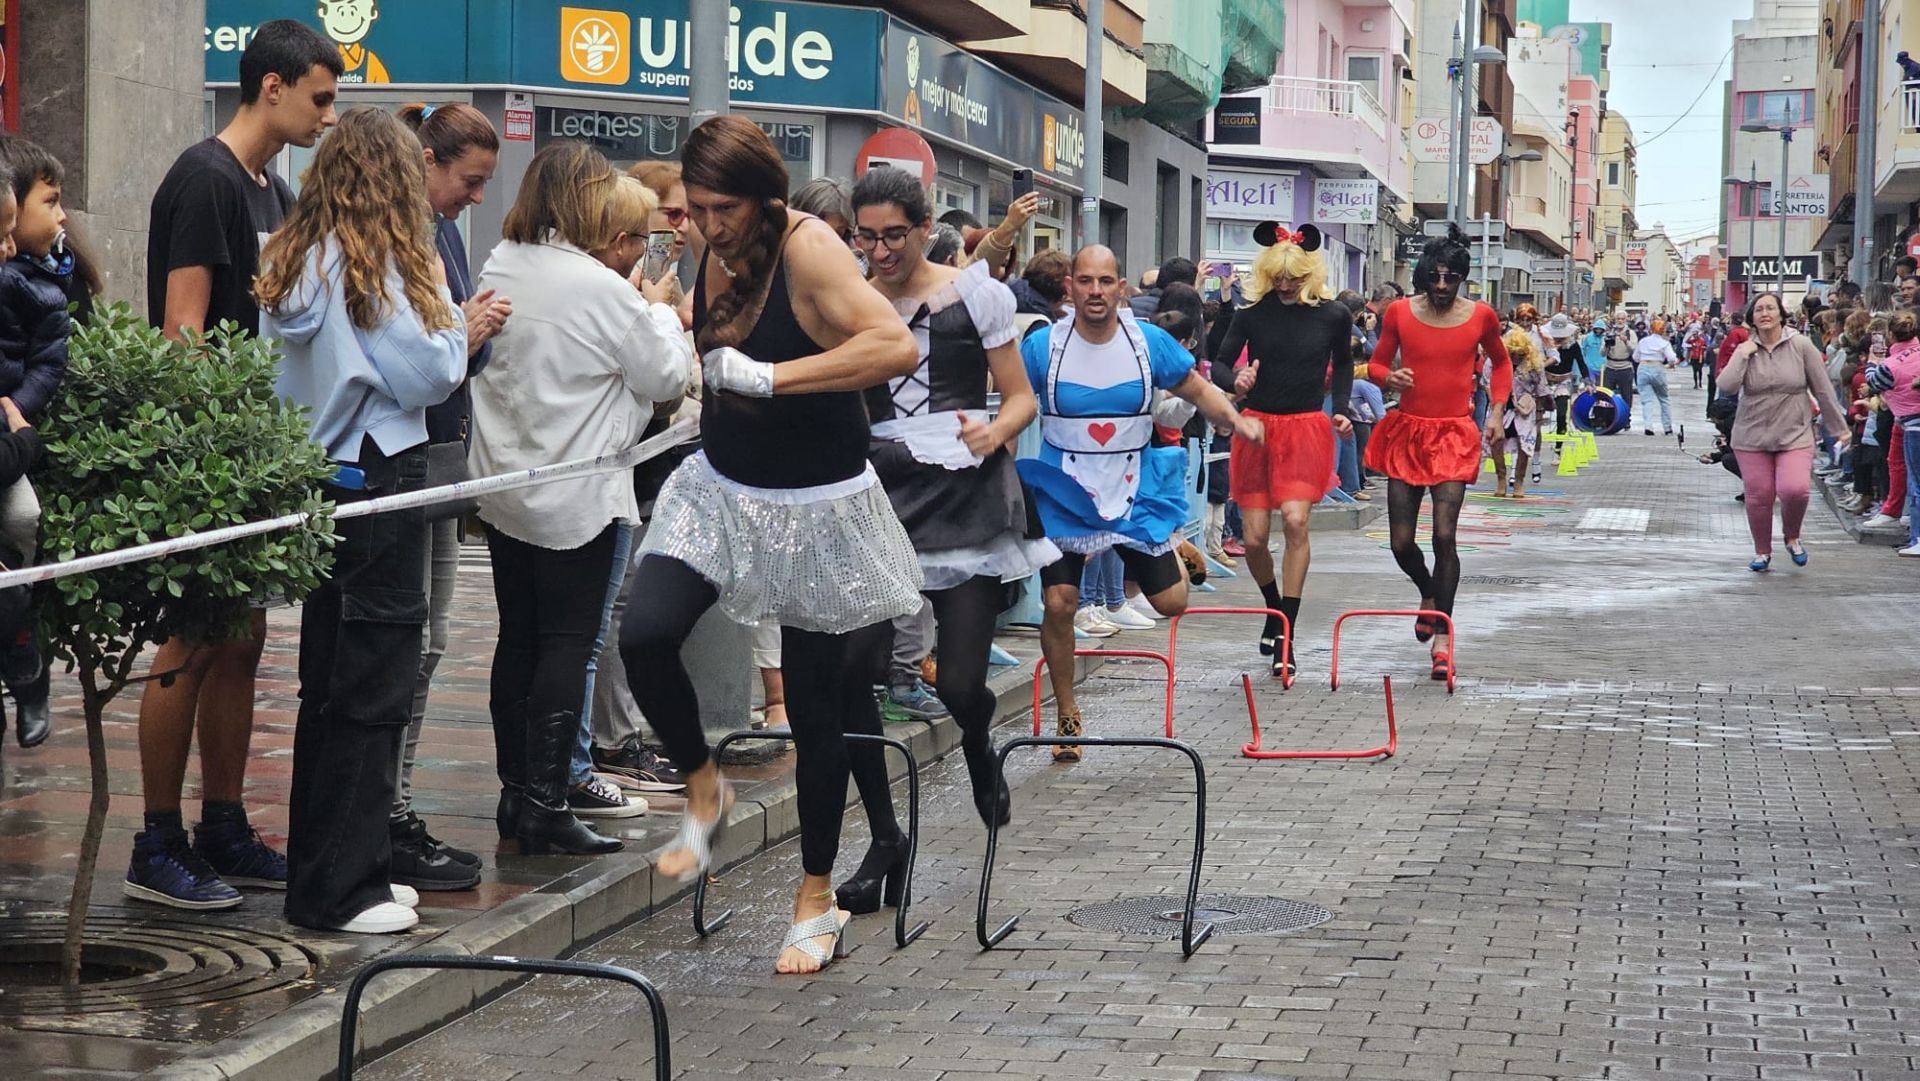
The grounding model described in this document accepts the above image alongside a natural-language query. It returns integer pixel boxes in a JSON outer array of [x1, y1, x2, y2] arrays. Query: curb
[[136, 653, 1090, 1081], [1815, 469, 1906, 546]]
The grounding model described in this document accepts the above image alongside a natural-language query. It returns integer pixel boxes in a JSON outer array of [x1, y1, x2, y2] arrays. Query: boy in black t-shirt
[[127, 19, 341, 914]]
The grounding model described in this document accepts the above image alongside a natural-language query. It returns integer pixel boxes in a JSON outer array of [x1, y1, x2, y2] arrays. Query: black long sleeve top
[[1210, 294, 1352, 417]]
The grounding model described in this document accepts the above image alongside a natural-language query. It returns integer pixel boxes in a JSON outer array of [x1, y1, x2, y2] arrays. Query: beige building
[[1595, 110, 1640, 309], [1817, 0, 1920, 282]]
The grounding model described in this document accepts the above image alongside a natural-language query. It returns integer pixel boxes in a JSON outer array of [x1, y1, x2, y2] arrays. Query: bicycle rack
[[337, 954, 670, 1081], [976, 735, 1213, 957], [1030, 649, 1175, 737], [1243, 675, 1399, 760], [1329, 609, 1456, 693], [692, 730, 928, 948]]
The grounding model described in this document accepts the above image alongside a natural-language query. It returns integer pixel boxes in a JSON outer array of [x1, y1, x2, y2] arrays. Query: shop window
[[1104, 135, 1129, 184], [534, 107, 817, 182]]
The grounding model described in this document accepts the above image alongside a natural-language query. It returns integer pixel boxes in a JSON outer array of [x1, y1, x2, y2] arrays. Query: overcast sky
[[1570, 0, 1752, 244]]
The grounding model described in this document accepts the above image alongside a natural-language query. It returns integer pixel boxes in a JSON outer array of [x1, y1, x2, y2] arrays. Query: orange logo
[[561, 7, 629, 85], [1042, 114, 1057, 174]]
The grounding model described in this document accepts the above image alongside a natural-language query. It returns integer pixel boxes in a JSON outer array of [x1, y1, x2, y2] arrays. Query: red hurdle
[[1164, 606, 1295, 695], [1242, 675, 1398, 760], [1030, 649, 1176, 738], [1329, 609, 1456, 693]]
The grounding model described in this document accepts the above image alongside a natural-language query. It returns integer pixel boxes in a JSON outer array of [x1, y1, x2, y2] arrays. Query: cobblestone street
[[354, 382, 1920, 1081]]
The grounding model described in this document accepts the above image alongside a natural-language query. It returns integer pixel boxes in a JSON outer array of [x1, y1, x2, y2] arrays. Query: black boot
[[518, 711, 622, 856], [961, 728, 1010, 828], [833, 831, 908, 914], [390, 813, 481, 890], [492, 698, 528, 839], [12, 667, 48, 749]]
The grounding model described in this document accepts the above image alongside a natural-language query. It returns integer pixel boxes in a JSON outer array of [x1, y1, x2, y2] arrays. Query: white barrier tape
[[0, 418, 699, 592]]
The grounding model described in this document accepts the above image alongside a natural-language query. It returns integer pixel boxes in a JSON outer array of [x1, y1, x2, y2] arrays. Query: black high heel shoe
[[974, 775, 1011, 828], [834, 832, 908, 914], [1257, 613, 1282, 656]]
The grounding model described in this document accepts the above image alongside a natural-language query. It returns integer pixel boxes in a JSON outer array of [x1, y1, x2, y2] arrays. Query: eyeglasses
[[658, 207, 688, 226], [852, 227, 915, 251], [1430, 270, 1464, 284]]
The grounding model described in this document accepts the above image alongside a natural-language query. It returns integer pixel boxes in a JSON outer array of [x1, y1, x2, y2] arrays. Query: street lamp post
[[1494, 147, 1543, 307], [1741, 120, 1795, 300], [1445, 26, 1508, 225]]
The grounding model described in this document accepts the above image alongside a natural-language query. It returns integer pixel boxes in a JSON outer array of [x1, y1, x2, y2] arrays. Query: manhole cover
[[1067, 894, 1332, 937], [0, 912, 317, 1017]]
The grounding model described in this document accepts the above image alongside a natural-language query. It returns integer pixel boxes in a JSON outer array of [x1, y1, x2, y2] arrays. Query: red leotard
[[1368, 299, 1512, 417]]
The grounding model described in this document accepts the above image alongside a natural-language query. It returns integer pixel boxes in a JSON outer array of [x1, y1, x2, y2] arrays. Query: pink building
[[1568, 73, 1601, 310], [1204, 0, 1413, 291]]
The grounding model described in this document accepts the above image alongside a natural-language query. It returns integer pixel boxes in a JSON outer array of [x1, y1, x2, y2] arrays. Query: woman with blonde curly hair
[[1210, 222, 1351, 678], [256, 105, 468, 935], [1490, 325, 1551, 498]]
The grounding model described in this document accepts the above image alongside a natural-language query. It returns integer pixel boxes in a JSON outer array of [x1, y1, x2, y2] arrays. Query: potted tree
[[35, 306, 335, 986]]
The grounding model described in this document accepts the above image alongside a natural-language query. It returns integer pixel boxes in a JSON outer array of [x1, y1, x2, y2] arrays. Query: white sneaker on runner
[[1072, 607, 1119, 637]]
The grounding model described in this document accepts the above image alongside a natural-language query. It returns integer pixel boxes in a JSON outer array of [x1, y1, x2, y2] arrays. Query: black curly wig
[[1413, 223, 1473, 294]]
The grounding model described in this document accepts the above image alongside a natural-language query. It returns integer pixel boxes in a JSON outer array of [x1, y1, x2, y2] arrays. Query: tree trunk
[[60, 663, 109, 988]]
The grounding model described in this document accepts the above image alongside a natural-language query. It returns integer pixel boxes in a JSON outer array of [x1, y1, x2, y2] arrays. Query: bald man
[[1016, 246, 1260, 760]]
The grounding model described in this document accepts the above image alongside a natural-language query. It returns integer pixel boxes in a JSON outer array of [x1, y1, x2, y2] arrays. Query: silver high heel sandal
[[778, 906, 851, 972], [660, 777, 733, 883]]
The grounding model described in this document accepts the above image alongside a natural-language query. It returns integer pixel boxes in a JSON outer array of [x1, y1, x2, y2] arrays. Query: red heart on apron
[[1088, 422, 1117, 445]]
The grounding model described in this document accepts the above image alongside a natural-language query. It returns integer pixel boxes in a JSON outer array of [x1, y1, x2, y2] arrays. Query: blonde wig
[[1244, 239, 1333, 305]]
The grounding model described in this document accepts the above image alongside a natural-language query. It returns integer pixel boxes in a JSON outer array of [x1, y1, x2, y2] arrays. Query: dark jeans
[[1602, 366, 1636, 427], [286, 440, 429, 930], [1853, 441, 1887, 505], [485, 522, 623, 793]]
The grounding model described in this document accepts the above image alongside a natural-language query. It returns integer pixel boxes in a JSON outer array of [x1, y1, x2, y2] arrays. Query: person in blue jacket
[[1018, 245, 1259, 760]]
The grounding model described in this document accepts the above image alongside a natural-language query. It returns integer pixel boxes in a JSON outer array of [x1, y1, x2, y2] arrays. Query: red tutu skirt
[[1230, 409, 1337, 509], [1363, 411, 1482, 486]]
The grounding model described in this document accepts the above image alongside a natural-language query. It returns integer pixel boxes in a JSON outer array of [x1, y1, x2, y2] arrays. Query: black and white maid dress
[[866, 260, 1060, 587]]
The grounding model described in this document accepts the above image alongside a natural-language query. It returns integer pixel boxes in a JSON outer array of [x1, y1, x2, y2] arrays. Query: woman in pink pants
[[1718, 293, 1851, 571]]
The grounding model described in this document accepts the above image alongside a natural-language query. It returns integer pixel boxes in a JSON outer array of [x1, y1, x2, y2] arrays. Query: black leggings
[[619, 554, 890, 876], [845, 576, 1004, 834], [1554, 395, 1571, 435], [1386, 479, 1465, 618]]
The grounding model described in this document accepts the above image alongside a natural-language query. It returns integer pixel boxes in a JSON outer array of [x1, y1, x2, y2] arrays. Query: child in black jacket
[[0, 137, 71, 748]]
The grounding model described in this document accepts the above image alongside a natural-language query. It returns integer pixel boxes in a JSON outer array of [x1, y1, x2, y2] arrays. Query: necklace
[[716, 255, 738, 280]]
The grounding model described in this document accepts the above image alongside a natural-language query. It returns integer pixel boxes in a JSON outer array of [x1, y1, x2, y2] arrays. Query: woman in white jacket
[[255, 106, 468, 935], [469, 144, 692, 857]]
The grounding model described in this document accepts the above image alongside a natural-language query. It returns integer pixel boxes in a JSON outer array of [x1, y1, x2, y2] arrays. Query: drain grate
[[1067, 894, 1332, 938], [0, 912, 316, 1016]]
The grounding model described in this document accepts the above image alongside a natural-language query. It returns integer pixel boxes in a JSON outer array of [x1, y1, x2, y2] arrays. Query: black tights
[[1386, 479, 1465, 618], [845, 576, 1004, 838], [1554, 395, 1571, 435], [619, 555, 892, 876]]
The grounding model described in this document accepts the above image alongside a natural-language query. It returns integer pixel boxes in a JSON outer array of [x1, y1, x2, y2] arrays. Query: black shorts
[[1039, 545, 1186, 597]]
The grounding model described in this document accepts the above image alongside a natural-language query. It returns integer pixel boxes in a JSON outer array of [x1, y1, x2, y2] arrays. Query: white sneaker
[[1124, 593, 1168, 622], [390, 883, 419, 909], [1861, 512, 1900, 529], [334, 901, 419, 934], [1072, 607, 1119, 637], [1899, 543, 1920, 558], [1102, 603, 1155, 630]]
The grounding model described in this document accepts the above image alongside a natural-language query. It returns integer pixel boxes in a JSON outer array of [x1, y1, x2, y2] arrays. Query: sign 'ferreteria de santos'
[[204, 0, 1084, 185]]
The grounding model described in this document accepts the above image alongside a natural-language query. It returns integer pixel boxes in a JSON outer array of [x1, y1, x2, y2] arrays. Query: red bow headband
[[1252, 221, 1323, 252]]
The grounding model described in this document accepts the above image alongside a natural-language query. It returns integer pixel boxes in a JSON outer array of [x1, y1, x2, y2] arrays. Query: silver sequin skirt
[[639, 452, 925, 634]]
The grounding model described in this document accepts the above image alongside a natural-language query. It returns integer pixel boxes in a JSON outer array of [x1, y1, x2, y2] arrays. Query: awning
[[1811, 192, 1856, 251]]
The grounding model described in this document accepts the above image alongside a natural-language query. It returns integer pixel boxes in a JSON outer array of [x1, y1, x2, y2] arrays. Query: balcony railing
[[1905, 81, 1920, 133], [1261, 76, 1388, 140]]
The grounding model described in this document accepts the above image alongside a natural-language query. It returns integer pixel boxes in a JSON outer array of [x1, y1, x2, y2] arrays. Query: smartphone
[[1011, 167, 1034, 201], [641, 231, 676, 283]]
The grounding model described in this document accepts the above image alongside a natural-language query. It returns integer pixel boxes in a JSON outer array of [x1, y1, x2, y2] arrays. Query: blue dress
[[1017, 313, 1197, 554]]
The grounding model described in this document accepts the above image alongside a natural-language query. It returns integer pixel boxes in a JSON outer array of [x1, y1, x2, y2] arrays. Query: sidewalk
[[356, 380, 1920, 1081], [0, 555, 1073, 1080]]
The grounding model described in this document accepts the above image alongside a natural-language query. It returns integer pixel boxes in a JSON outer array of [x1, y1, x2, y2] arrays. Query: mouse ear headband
[[1252, 221, 1323, 252]]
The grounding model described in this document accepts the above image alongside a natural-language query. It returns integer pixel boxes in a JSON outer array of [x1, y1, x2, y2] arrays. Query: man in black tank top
[[620, 116, 921, 977]]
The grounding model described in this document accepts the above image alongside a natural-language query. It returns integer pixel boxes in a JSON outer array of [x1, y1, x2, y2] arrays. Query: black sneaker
[[389, 815, 480, 891], [125, 829, 242, 910], [591, 739, 688, 793], [192, 817, 288, 890], [567, 776, 647, 818]]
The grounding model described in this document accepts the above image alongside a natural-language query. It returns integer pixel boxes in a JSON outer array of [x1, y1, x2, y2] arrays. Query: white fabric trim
[[872, 410, 990, 469]]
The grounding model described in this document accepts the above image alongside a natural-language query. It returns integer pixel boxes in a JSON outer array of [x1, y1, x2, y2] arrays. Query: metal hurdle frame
[[1242, 675, 1400, 760], [692, 730, 929, 949], [975, 736, 1213, 957], [1164, 605, 1295, 696], [337, 954, 671, 1081], [1329, 609, 1457, 693]]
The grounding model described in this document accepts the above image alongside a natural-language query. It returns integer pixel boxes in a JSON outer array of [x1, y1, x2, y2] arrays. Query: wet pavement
[[353, 380, 1920, 1081]]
